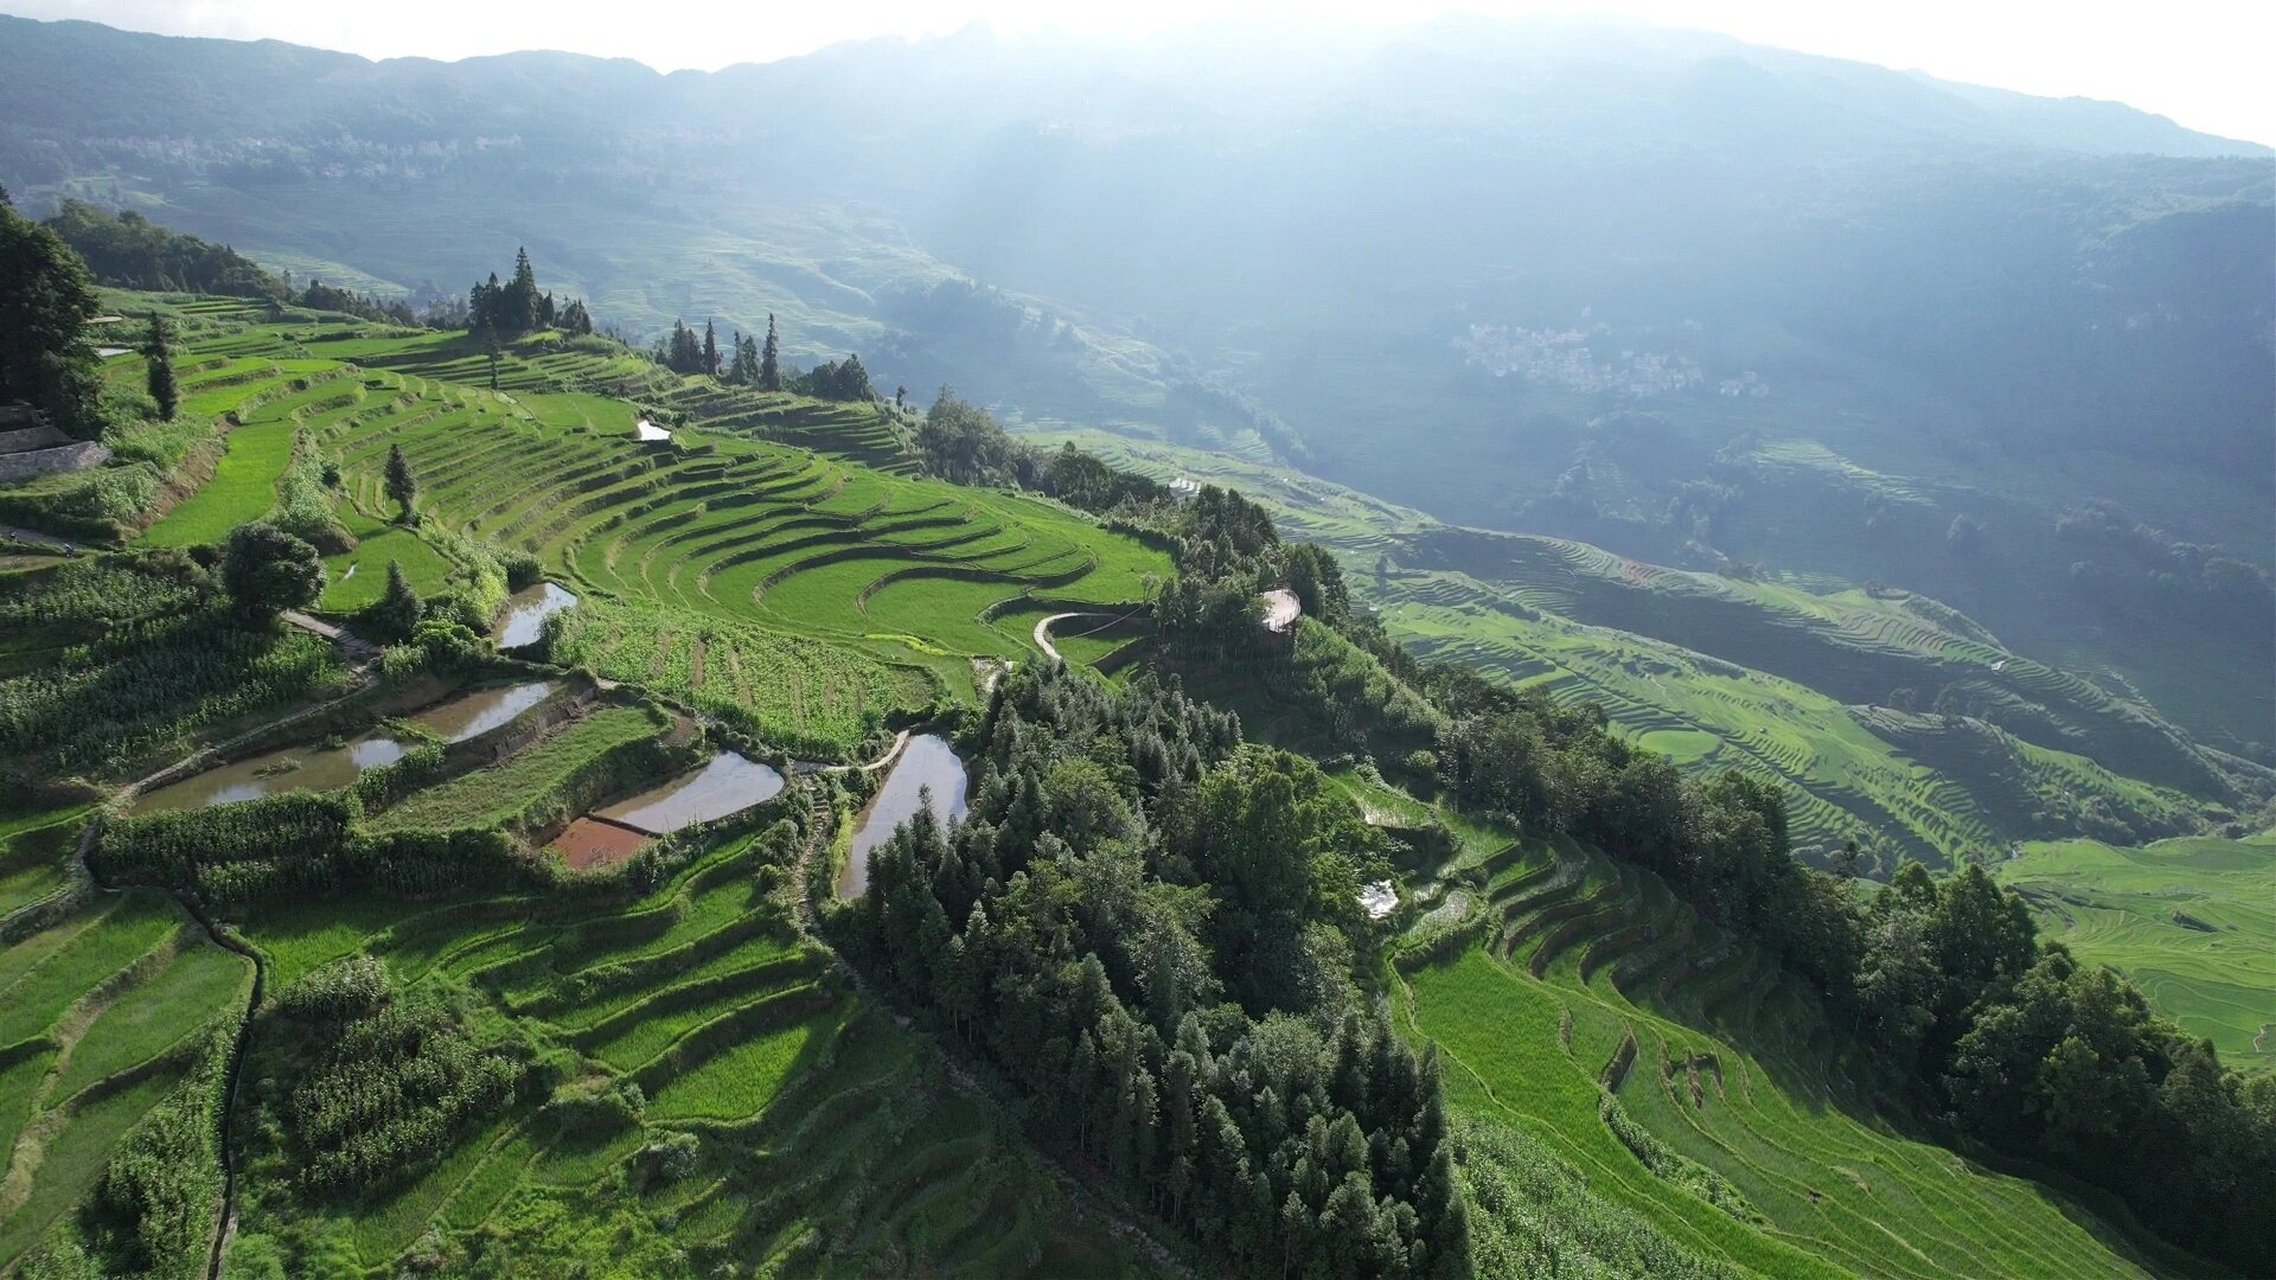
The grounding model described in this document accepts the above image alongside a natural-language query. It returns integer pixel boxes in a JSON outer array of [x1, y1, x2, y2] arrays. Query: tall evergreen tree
[[760, 313, 781, 391], [0, 198, 104, 438], [143, 311, 178, 421], [702, 318, 720, 378], [363, 558, 423, 640], [384, 443, 417, 522], [506, 246, 541, 334]]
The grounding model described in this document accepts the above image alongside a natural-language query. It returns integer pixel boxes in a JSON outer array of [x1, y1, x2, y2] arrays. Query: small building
[[1260, 587, 1301, 636]]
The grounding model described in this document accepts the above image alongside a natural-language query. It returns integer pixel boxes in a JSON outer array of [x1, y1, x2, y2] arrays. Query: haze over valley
[[0, 8, 2269, 1279]]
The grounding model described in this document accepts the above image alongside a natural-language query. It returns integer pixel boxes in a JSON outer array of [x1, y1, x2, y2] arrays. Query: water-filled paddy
[[837, 734, 967, 898], [598, 752, 783, 835], [132, 735, 407, 814], [491, 582, 578, 649], [409, 680, 555, 743]]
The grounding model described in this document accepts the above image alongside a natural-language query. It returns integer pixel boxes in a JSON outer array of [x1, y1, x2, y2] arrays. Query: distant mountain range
[[4, 13, 2268, 747]]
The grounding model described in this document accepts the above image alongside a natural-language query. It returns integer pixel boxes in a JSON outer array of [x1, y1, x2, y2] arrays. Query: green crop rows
[[0, 873, 251, 1272], [140, 311, 1169, 754], [1399, 826, 2169, 1280], [1999, 831, 2276, 1061], [225, 824, 1146, 1276]]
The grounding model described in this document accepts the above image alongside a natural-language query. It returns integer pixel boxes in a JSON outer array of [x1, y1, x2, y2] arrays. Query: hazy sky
[[8, 0, 2272, 144]]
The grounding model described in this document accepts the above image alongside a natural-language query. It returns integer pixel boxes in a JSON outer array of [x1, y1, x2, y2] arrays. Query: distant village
[[1456, 321, 1769, 400]]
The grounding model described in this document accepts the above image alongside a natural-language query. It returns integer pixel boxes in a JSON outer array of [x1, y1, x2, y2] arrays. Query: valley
[[0, 12, 2269, 1280]]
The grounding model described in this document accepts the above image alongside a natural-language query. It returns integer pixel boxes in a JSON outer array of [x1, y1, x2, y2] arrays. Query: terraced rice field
[[229, 823, 1145, 1276], [369, 703, 669, 832], [0, 877, 252, 1272], [143, 314, 1167, 754], [1402, 834, 2169, 1280], [140, 361, 353, 546], [1998, 832, 2276, 1061]]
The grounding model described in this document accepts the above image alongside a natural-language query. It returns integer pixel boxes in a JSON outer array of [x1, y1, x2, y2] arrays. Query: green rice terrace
[[1384, 797, 2196, 1280], [116, 297, 1168, 757], [0, 262, 2264, 1280], [1998, 831, 2276, 1063]]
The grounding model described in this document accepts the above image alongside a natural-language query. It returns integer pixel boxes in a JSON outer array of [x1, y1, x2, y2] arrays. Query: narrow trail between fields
[[788, 728, 910, 777], [0, 524, 85, 554], [1031, 611, 1100, 661]]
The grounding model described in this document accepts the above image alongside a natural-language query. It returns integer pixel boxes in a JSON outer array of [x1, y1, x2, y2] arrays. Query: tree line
[[844, 663, 1468, 1278], [653, 311, 878, 402], [466, 246, 593, 342], [44, 199, 422, 325], [895, 420, 2276, 1274]]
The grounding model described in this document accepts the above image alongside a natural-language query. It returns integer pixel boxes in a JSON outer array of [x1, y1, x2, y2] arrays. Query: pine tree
[[702, 318, 720, 378], [143, 311, 178, 421], [507, 246, 540, 334], [364, 558, 423, 640], [384, 443, 417, 522], [759, 313, 781, 391]]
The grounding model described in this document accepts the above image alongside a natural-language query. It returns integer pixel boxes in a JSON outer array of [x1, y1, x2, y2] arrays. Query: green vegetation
[[219, 821, 1149, 1277], [369, 703, 669, 832], [0, 889, 249, 1278], [0, 173, 2264, 1279], [0, 554, 347, 780], [1999, 832, 2276, 1061]]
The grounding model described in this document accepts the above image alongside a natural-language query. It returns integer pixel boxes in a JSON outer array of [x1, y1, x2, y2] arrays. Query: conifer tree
[[364, 558, 423, 640], [384, 443, 418, 522], [506, 246, 540, 334], [759, 313, 781, 391], [143, 311, 178, 421], [702, 318, 720, 378]]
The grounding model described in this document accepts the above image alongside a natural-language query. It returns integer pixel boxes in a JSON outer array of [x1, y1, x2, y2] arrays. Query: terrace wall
[[0, 441, 110, 481]]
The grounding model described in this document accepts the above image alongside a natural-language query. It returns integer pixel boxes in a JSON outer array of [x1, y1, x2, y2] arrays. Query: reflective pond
[[408, 680, 555, 743], [491, 582, 578, 649], [598, 752, 784, 835], [837, 734, 968, 898], [132, 735, 408, 815]]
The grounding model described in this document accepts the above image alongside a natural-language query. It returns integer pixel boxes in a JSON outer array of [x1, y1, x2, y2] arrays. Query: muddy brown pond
[[132, 736, 408, 815], [836, 734, 968, 899]]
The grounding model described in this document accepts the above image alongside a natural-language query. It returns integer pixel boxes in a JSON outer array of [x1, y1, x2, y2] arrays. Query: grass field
[[1998, 831, 2276, 1061], [139, 361, 355, 546], [319, 507, 457, 611]]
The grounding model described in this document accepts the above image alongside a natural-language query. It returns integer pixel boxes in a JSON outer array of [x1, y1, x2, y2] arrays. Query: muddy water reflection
[[491, 583, 578, 649], [837, 734, 967, 898], [598, 752, 783, 835], [132, 734, 407, 815], [408, 680, 555, 743]]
